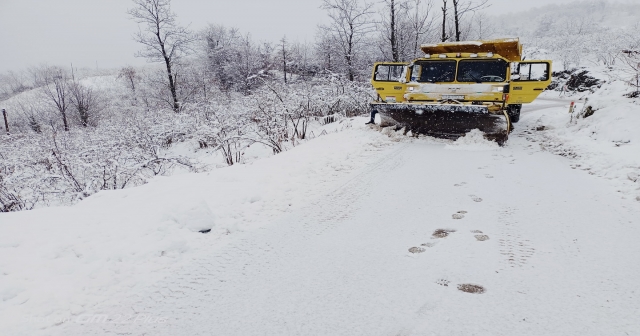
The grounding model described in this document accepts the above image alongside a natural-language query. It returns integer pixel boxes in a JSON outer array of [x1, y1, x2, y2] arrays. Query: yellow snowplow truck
[[370, 38, 552, 144]]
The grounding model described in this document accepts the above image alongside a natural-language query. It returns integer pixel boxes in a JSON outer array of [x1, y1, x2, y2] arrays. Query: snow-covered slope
[[13, 107, 637, 336], [1, 96, 639, 335], [521, 85, 640, 201], [0, 119, 396, 333]]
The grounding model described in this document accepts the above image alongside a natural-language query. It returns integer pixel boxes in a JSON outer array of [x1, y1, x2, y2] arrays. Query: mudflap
[[371, 103, 511, 146]]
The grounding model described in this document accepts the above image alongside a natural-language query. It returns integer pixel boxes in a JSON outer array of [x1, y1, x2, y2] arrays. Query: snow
[[0, 118, 396, 334], [1, 90, 640, 335], [445, 129, 500, 151], [35, 113, 640, 336], [520, 82, 640, 202], [420, 41, 483, 48]]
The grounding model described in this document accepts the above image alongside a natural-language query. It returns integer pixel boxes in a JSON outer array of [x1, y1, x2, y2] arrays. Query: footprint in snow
[[470, 230, 483, 234], [469, 195, 483, 202], [453, 211, 466, 219], [457, 283, 486, 294], [474, 235, 490, 241], [408, 247, 426, 254], [485, 174, 494, 179], [454, 182, 468, 187], [436, 279, 450, 287], [433, 229, 457, 238]]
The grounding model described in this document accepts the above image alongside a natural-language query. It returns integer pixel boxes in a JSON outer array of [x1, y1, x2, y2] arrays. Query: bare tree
[[41, 67, 71, 132], [452, 0, 488, 41], [128, 0, 195, 112], [118, 66, 140, 94], [280, 36, 290, 83], [385, 0, 400, 62], [315, 30, 340, 72], [289, 41, 313, 80], [407, 0, 436, 58], [15, 101, 43, 133], [470, 11, 495, 40], [321, 0, 376, 81], [201, 24, 242, 92], [380, 0, 431, 61], [621, 50, 640, 96], [237, 34, 262, 95], [69, 82, 99, 127]]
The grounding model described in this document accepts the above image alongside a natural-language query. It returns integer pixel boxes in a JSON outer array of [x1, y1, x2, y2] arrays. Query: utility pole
[[2, 109, 9, 135]]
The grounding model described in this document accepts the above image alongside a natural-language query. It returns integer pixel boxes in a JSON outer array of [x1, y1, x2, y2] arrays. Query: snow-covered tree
[[320, 0, 376, 81], [128, 0, 196, 112]]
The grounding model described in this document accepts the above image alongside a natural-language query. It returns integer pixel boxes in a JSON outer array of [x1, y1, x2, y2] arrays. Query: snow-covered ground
[[1, 97, 639, 335], [523, 85, 640, 202]]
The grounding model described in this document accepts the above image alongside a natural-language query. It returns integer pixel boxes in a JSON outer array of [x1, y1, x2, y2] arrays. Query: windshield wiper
[[465, 72, 483, 83]]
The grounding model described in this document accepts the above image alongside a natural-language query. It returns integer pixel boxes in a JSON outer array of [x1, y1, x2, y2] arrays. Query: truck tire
[[507, 104, 522, 123]]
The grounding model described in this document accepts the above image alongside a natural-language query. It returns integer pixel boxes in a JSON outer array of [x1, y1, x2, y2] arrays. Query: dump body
[[370, 38, 552, 144]]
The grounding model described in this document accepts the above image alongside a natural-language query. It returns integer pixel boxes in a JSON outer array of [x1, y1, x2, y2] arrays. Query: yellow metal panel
[[508, 61, 553, 104], [420, 39, 522, 62], [371, 62, 408, 103]]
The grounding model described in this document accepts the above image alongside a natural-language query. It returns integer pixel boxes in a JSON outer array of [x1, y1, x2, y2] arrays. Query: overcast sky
[[0, 0, 626, 72]]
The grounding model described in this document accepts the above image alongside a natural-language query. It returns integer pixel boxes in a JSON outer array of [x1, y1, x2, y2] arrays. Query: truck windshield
[[415, 61, 456, 83], [457, 59, 508, 83]]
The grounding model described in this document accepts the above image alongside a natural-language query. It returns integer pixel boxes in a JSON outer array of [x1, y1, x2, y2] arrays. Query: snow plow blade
[[371, 103, 511, 145]]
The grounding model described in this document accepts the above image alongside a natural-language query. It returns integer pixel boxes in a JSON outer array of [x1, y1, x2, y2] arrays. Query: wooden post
[[2, 109, 9, 135], [568, 101, 576, 124]]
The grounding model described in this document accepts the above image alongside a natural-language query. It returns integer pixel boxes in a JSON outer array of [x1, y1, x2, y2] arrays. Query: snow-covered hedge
[[0, 72, 373, 212]]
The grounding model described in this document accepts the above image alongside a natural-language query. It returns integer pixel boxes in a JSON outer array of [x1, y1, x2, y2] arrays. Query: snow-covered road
[[51, 105, 640, 335]]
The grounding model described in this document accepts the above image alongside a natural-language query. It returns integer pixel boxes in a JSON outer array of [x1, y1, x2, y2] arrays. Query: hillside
[[1, 0, 640, 335]]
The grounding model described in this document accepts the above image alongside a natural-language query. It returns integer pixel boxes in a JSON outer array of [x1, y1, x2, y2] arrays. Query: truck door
[[371, 62, 408, 103], [509, 61, 553, 104]]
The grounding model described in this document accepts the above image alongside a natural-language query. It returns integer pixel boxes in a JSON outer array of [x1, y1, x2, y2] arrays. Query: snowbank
[[444, 129, 500, 151], [520, 82, 640, 201], [0, 118, 396, 334]]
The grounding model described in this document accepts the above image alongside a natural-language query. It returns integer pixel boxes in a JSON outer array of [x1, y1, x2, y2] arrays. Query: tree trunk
[[390, 0, 399, 62], [453, 0, 461, 41], [61, 111, 69, 132], [2, 109, 9, 135], [163, 55, 180, 112], [347, 30, 355, 81], [282, 40, 288, 84], [156, 25, 180, 112], [79, 106, 89, 127], [441, 0, 448, 42]]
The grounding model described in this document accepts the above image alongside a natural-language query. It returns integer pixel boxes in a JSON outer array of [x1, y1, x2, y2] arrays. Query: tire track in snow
[[57, 143, 409, 336]]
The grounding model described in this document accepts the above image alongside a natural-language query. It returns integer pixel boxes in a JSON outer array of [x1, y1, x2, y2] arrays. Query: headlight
[[492, 86, 504, 92]]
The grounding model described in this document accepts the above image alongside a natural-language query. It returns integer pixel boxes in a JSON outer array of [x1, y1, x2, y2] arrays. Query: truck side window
[[514, 63, 549, 81], [375, 65, 405, 82], [375, 65, 390, 81], [529, 64, 549, 81]]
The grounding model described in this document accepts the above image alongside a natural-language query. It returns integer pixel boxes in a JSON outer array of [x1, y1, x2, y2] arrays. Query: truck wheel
[[508, 105, 521, 123]]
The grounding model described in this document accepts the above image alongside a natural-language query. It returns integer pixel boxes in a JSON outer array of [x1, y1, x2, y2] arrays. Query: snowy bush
[[0, 64, 373, 212]]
